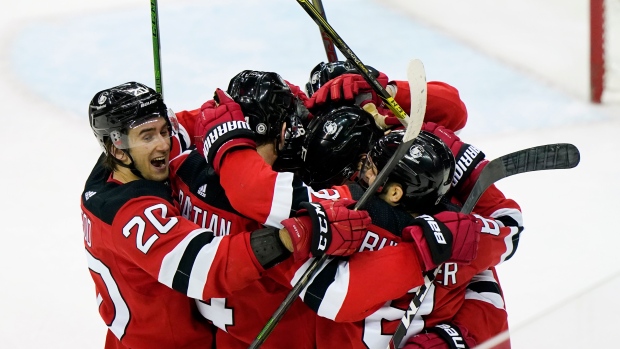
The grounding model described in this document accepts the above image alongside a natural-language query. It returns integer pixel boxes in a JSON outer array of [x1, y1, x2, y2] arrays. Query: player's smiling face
[[126, 116, 171, 182]]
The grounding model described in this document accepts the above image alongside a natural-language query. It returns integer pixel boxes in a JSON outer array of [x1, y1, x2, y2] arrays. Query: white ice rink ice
[[1, 0, 619, 348]]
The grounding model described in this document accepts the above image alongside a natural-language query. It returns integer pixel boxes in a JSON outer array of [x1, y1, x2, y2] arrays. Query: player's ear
[[110, 145, 127, 163], [380, 182, 403, 205], [389, 183, 403, 203], [279, 123, 287, 150]]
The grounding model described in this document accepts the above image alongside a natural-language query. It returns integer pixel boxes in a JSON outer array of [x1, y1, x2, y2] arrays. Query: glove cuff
[[203, 120, 256, 172], [426, 323, 472, 349], [410, 214, 454, 266], [451, 143, 485, 192], [299, 202, 332, 257]]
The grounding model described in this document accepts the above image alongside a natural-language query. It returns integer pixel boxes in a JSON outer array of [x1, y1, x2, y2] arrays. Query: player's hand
[[401, 211, 480, 271], [403, 323, 476, 349], [196, 88, 256, 173], [280, 199, 371, 261], [306, 72, 389, 110]]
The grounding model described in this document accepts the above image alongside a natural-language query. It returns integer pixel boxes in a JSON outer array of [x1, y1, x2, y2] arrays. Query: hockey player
[[360, 128, 521, 349], [80, 81, 371, 349], [295, 109, 521, 348], [173, 69, 482, 348]]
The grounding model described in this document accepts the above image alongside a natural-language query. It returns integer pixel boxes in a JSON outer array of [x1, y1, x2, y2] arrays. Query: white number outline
[[86, 250, 130, 340], [122, 203, 179, 254]]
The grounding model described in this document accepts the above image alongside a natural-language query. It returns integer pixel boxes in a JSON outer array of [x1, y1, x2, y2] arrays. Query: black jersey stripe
[[467, 280, 502, 296], [171, 231, 215, 294], [302, 258, 340, 313]]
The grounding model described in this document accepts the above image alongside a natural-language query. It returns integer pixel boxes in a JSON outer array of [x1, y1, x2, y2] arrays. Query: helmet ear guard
[[367, 130, 456, 212]]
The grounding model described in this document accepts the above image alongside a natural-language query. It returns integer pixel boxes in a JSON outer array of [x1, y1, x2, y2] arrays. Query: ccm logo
[[308, 202, 329, 251], [419, 214, 446, 244], [203, 121, 251, 161]]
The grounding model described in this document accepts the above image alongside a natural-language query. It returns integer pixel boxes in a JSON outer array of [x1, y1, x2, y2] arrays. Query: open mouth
[[151, 156, 167, 169]]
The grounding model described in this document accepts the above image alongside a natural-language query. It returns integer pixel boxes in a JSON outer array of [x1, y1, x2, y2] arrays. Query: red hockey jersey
[[80, 154, 274, 349]]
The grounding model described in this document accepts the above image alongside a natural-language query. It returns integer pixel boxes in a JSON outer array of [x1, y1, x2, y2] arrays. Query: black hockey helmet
[[227, 70, 297, 140], [305, 60, 380, 97], [300, 104, 382, 190], [227, 70, 307, 171], [88, 81, 178, 154], [365, 130, 455, 211]]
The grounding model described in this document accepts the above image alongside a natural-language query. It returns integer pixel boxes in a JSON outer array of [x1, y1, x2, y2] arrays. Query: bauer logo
[[419, 214, 446, 244]]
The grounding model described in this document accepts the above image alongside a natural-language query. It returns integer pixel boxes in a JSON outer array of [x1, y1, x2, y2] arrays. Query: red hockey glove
[[196, 89, 256, 174], [403, 323, 476, 349], [401, 211, 480, 271], [280, 199, 371, 261], [306, 72, 389, 110], [423, 122, 486, 200]]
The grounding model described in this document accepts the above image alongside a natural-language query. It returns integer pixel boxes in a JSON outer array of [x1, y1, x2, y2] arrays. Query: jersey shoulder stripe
[[174, 150, 241, 215]]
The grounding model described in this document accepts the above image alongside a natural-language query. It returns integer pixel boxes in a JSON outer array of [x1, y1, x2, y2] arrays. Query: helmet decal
[[406, 144, 425, 163], [256, 123, 267, 135], [323, 120, 338, 135]]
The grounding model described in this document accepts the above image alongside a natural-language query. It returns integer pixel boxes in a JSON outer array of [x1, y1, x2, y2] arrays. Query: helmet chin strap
[[114, 149, 145, 179]]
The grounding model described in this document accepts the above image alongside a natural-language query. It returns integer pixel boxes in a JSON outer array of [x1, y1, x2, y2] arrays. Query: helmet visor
[[110, 108, 179, 150]]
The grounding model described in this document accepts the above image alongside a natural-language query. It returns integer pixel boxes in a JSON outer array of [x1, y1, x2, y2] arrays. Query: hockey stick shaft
[[311, 0, 338, 62], [296, 0, 410, 124], [389, 143, 581, 348], [150, 0, 163, 96]]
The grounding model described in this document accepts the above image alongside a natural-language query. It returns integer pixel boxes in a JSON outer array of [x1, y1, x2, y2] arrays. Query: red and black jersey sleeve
[[218, 149, 353, 227]]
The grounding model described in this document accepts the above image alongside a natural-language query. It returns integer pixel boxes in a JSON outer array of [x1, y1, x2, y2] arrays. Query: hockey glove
[[403, 323, 476, 349], [197, 89, 256, 174], [280, 199, 371, 262], [306, 72, 389, 110], [401, 211, 480, 271], [423, 122, 486, 199]]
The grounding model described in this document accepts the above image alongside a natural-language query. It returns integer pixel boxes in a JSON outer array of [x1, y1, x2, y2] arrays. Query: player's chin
[[146, 162, 170, 182]]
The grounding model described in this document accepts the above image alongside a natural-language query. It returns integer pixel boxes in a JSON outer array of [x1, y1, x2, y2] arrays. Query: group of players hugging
[[81, 60, 523, 349]]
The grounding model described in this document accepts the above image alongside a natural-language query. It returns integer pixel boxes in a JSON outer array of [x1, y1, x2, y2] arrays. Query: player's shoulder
[[82, 157, 174, 225]]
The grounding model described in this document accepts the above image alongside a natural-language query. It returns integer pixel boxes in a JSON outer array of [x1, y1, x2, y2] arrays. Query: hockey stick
[[389, 143, 581, 348], [296, 0, 411, 126], [150, 0, 163, 96], [311, 0, 338, 62], [248, 60, 427, 349]]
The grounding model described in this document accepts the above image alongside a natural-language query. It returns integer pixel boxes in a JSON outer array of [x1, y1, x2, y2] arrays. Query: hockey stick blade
[[404, 59, 426, 134], [389, 143, 581, 348], [461, 143, 580, 213]]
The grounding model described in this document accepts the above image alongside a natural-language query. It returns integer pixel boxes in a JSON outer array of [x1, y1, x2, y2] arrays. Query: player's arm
[[110, 194, 269, 299]]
